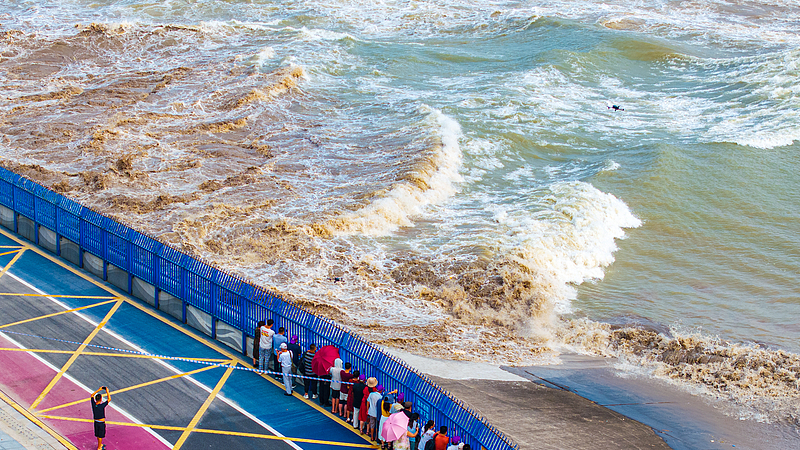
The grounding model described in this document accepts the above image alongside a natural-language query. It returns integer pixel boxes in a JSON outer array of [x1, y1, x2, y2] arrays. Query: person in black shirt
[[90, 386, 110, 450], [351, 374, 367, 432], [301, 344, 317, 399]]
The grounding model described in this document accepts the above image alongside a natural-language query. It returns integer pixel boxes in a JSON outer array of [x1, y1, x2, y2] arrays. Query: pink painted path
[[0, 334, 171, 450]]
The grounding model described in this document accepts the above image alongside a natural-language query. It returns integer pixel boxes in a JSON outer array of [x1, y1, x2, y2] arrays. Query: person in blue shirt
[[272, 327, 288, 374]]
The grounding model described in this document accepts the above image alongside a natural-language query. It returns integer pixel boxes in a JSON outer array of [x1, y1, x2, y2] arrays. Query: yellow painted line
[[0, 299, 118, 329], [0, 248, 25, 280], [0, 292, 119, 299], [36, 415, 378, 448], [0, 390, 78, 450], [193, 427, 380, 448], [38, 363, 226, 414], [0, 249, 22, 257], [29, 298, 124, 410], [0, 245, 25, 249], [37, 414, 187, 431], [0, 348, 230, 363], [0, 228, 375, 446], [173, 362, 236, 450]]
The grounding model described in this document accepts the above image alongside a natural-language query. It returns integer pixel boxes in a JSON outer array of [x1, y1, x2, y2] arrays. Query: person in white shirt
[[418, 420, 436, 450], [278, 342, 294, 395], [329, 358, 343, 414], [258, 319, 275, 371]]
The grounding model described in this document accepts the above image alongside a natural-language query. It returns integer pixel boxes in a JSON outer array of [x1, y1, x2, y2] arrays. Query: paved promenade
[[0, 228, 376, 450]]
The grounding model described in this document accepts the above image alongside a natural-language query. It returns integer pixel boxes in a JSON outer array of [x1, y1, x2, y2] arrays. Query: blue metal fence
[[0, 166, 518, 450]]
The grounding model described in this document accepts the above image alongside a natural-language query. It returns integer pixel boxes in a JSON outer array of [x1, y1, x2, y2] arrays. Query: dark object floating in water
[[608, 105, 624, 111]]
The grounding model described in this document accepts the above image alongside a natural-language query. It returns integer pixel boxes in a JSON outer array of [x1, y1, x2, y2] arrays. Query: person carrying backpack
[[427, 425, 449, 450], [418, 420, 436, 450]]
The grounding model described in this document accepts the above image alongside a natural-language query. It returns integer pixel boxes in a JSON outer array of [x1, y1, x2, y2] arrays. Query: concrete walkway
[[0, 228, 375, 450], [0, 393, 66, 450]]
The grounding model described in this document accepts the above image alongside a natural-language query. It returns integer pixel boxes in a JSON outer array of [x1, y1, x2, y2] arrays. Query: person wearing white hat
[[278, 342, 294, 395]]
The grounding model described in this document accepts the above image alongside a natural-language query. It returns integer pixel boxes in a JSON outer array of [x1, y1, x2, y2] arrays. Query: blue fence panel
[[442, 401, 471, 437], [157, 245, 188, 299], [246, 288, 279, 334], [336, 332, 356, 364], [0, 178, 12, 208], [105, 220, 130, 271], [80, 208, 106, 258], [56, 197, 83, 243], [32, 184, 59, 231], [293, 308, 317, 347], [128, 229, 161, 284], [308, 315, 344, 348], [0, 168, 19, 208], [186, 259, 214, 314], [214, 271, 247, 329], [282, 303, 308, 344], [472, 419, 502, 450], [378, 357, 406, 396], [342, 338, 373, 377], [13, 178, 35, 220]]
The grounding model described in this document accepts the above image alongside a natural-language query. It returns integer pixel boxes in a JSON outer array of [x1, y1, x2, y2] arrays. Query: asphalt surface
[[0, 228, 375, 450]]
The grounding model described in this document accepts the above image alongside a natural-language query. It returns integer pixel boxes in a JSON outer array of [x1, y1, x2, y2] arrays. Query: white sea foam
[[298, 26, 355, 42], [495, 181, 641, 314], [254, 46, 277, 66], [331, 106, 464, 235]]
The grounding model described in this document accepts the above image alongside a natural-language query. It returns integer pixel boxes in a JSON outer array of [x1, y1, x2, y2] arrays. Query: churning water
[[1, 0, 798, 428]]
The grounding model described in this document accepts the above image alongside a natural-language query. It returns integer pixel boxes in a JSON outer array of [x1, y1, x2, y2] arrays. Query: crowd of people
[[252, 319, 471, 450]]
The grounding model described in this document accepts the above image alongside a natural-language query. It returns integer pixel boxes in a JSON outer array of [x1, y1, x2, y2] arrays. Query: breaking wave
[[326, 107, 463, 235]]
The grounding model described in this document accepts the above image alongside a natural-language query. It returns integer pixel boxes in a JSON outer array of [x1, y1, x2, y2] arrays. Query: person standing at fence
[[407, 413, 420, 450], [432, 426, 449, 450], [252, 320, 265, 367], [418, 420, 436, 450], [344, 368, 358, 423], [339, 362, 353, 419], [378, 388, 399, 449], [445, 435, 460, 450], [90, 386, 110, 450], [360, 378, 375, 434], [352, 374, 367, 431], [272, 327, 288, 374], [287, 335, 302, 387], [302, 344, 317, 399], [318, 372, 332, 408], [278, 342, 294, 395], [330, 358, 343, 414], [367, 382, 384, 442], [258, 319, 274, 372]]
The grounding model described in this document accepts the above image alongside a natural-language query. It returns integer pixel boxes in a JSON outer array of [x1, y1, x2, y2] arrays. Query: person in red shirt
[[433, 425, 449, 450], [339, 362, 354, 419]]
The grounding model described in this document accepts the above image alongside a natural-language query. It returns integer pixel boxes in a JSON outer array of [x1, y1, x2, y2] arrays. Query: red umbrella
[[381, 411, 409, 442], [311, 345, 340, 376]]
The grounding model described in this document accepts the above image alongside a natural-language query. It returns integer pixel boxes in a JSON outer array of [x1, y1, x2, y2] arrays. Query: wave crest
[[323, 107, 463, 235]]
